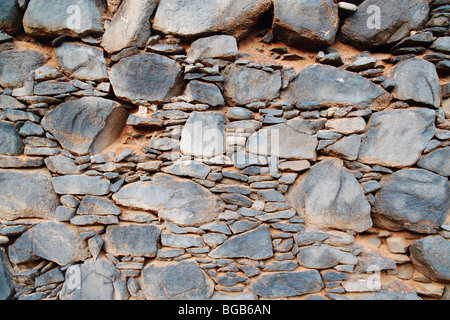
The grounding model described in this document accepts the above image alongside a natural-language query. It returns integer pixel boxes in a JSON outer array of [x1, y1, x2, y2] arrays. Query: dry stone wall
[[0, 0, 449, 301]]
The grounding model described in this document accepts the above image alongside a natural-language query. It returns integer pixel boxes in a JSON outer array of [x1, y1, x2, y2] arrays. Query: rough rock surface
[[0, 0, 22, 35], [0, 121, 23, 156], [0, 248, 14, 300]]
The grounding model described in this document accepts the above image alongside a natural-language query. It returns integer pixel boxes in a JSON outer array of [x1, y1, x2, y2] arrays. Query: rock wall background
[[0, 0, 449, 300]]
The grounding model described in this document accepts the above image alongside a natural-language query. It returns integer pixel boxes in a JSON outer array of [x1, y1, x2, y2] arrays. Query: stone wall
[[0, 0, 449, 301]]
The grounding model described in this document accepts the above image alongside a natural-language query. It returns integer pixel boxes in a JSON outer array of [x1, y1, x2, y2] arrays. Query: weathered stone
[[209, 225, 273, 260], [109, 53, 183, 105], [322, 135, 362, 161], [153, 0, 272, 40], [0, 0, 22, 35], [0, 248, 14, 300], [8, 221, 90, 266], [34, 268, 65, 288], [140, 260, 214, 300], [187, 35, 238, 63], [55, 42, 108, 82], [77, 196, 121, 216], [223, 65, 282, 106], [23, 0, 106, 38], [390, 58, 441, 109], [0, 169, 58, 221], [0, 95, 26, 110], [273, 0, 339, 49], [354, 252, 397, 273], [297, 245, 358, 269], [340, 0, 430, 49], [41, 97, 128, 155], [417, 147, 450, 177], [0, 121, 23, 156], [249, 270, 323, 298], [358, 108, 436, 168], [113, 173, 224, 227], [373, 169, 449, 234], [33, 80, 77, 96], [51, 175, 111, 196], [101, 0, 158, 53], [409, 236, 450, 283], [162, 160, 211, 180], [180, 111, 227, 158], [45, 155, 79, 175], [0, 155, 44, 168], [33, 65, 63, 81], [325, 118, 366, 135], [0, 46, 47, 88], [183, 81, 225, 107], [103, 224, 161, 257], [70, 215, 119, 226], [161, 232, 205, 248], [281, 64, 392, 110]]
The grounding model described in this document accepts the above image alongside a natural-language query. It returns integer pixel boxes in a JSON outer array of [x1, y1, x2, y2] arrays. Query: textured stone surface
[[0, 121, 23, 156], [0, 248, 14, 300], [0, 169, 58, 220], [113, 173, 225, 227], [297, 245, 358, 269], [287, 158, 372, 232], [51, 175, 111, 196], [417, 147, 450, 177], [0, 0, 22, 35], [373, 169, 449, 234], [187, 35, 238, 63]]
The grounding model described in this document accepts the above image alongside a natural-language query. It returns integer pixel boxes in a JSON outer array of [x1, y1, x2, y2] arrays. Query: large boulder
[[0, 169, 58, 221], [101, 0, 159, 53], [113, 173, 225, 227], [0, 0, 22, 35], [340, 0, 430, 49], [152, 0, 272, 40], [0, 46, 47, 88], [223, 64, 282, 106], [140, 260, 215, 300], [409, 236, 450, 283], [8, 221, 90, 266], [273, 0, 339, 49], [372, 169, 449, 234], [0, 121, 23, 156], [286, 158, 372, 232], [180, 112, 227, 158], [358, 108, 436, 168], [23, 0, 106, 38], [0, 248, 14, 300], [417, 147, 450, 177], [280, 64, 392, 110], [389, 58, 441, 109], [109, 53, 184, 105], [41, 97, 128, 155]]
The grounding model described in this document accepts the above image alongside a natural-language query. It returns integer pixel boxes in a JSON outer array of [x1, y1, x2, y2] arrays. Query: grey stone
[[33, 65, 63, 81], [33, 80, 77, 96], [180, 111, 227, 158], [182, 81, 225, 107], [390, 58, 441, 109], [431, 36, 450, 54], [45, 155, 79, 175], [101, 0, 158, 53], [209, 225, 273, 260], [103, 224, 161, 257], [0, 0, 21, 35], [358, 108, 436, 168], [354, 252, 397, 273], [0, 30, 13, 43], [325, 117, 366, 135], [23, 0, 106, 38], [187, 35, 238, 63], [249, 270, 323, 298], [280, 64, 392, 110], [51, 175, 111, 196], [409, 236, 450, 283], [417, 147, 450, 177], [140, 260, 214, 300], [8, 221, 90, 266], [109, 53, 183, 105], [340, 0, 430, 49], [297, 245, 358, 269], [34, 268, 65, 288], [77, 196, 121, 216], [55, 206, 76, 221], [373, 169, 449, 234], [161, 232, 205, 248], [223, 65, 282, 106], [212, 292, 258, 300], [87, 235, 103, 260], [70, 215, 119, 226], [41, 97, 128, 155], [0, 169, 58, 221], [0, 121, 23, 156], [287, 158, 372, 232], [113, 173, 225, 227], [153, 0, 272, 40], [0, 248, 14, 300], [227, 107, 255, 121], [322, 135, 362, 161], [18, 121, 45, 136], [294, 231, 330, 246], [273, 0, 339, 49], [0, 95, 26, 110], [0, 46, 47, 88], [220, 193, 253, 208], [162, 160, 211, 179]]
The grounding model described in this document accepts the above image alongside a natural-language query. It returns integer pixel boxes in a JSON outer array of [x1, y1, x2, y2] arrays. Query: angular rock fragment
[[0, 0, 22, 35], [187, 35, 238, 63], [417, 147, 450, 177], [0, 121, 23, 156]]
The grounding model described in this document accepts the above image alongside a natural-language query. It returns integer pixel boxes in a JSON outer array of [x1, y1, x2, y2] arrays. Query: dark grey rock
[[33, 80, 77, 96], [0, 0, 22, 35], [51, 175, 111, 196], [0, 248, 14, 300], [287, 158, 372, 232], [103, 224, 161, 257], [280, 64, 392, 110], [417, 147, 450, 177], [340, 0, 430, 49], [34, 268, 64, 288], [33, 65, 63, 81], [409, 236, 450, 283], [389, 58, 441, 109], [18, 121, 45, 136], [373, 169, 449, 234], [248, 270, 323, 298], [41, 97, 128, 155], [294, 231, 330, 246], [109, 53, 183, 105], [182, 81, 225, 107], [297, 245, 358, 269], [0, 121, 23, 156], [153, 0, 272, 40], [113, 173, 225, 227], [140, 260, 214, 300], [187, 35, 238, 63], [273, 0, 339, 49], [209, 225, 273, 260], [23, 0, 106, 38], [220, 193, 253, 208], [0, 169, 58, 220], [223, 64, 282, 106], [430, 36, 450, 54]]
